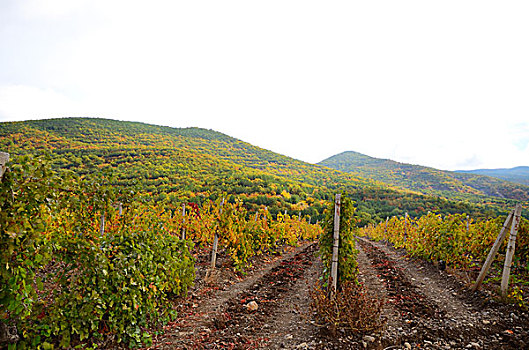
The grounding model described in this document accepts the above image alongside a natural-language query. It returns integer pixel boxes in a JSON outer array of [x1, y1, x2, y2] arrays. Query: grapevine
[[360, 212, 529, 304], [0, 155, 322, 348]]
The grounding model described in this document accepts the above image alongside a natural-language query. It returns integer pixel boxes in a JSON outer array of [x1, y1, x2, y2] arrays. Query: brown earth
[[145, 238, 529, 350]]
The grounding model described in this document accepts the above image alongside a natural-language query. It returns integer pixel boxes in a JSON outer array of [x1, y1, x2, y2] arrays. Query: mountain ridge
[[0, 118, 392, 223], [318, 151, 529, 202], [1, 117, 523, 222], [455, 166, 529, 186]]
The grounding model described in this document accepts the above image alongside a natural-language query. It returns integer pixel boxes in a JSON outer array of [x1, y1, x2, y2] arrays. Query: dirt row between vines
[[145, 238, 529, 349], [147, 242, 325, 349], [356, 237, 529, 349]]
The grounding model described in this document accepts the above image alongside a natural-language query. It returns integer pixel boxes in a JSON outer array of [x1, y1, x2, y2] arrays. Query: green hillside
[[0, 118, 515, 223], [456, 166, 529, 186], [318, 151, 529, 203]]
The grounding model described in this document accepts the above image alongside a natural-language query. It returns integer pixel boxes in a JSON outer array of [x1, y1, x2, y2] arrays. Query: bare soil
[[145, 238, 529, 350], [357, 238, 529, 349]]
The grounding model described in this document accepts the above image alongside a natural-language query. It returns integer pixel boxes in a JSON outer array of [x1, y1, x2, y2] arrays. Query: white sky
[[1, 0, 528, 171]]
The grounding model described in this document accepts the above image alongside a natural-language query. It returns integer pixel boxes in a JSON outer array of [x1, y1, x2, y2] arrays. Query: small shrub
[[310, 280, 385, 336]]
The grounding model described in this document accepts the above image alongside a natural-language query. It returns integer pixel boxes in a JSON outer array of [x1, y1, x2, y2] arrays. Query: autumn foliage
[[0, 155, 322, 348]]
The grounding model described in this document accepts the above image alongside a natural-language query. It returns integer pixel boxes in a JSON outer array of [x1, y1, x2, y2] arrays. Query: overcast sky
[[1, 0, 528, 170]]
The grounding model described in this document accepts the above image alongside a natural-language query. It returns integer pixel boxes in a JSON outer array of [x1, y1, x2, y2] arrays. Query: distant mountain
[[318, 151, 529, 202], [455, 167, 529, 186]]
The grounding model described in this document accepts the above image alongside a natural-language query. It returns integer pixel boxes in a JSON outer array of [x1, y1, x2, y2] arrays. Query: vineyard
[[359, 212, 529, 304], [0, 155, 320, 349], [2, 153, 529, 349]]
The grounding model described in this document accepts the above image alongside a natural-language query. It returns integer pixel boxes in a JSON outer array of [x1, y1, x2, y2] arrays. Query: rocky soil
[[145, 238, 529, 350], [356, 238, 529, 349]]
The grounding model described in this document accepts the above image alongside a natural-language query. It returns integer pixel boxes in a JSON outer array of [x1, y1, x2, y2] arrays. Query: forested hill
[[318, 151, 529, 203], [0, 118, 382, 220], [0, 117, 379, 189], [0, 118, 518, 223], [456, 166, 529, 186]]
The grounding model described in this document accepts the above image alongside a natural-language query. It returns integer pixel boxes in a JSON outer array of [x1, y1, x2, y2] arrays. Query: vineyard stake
[[501, 204, 523, 297], [0, 152, 14, 344], [181, 203, 186, 240], [211, 198, 224, 269], [384, 216, 389, 245], [0, 152, 8, 179], [100, 214, 105, 236], [471, 210, 514, 292], [404, 212, 408, 242], [331, 193, 341, 293]]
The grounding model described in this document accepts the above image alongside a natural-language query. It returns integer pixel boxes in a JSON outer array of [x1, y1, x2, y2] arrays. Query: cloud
[[511, 123, 529, 151], [0, 85, 80, 121], [18, 0, 89, 19], [1, 1, 528, 170]]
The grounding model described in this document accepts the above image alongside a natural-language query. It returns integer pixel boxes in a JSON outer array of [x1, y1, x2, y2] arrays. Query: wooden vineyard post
[[100, 214, 105, 236], [0, 152, 8, 179], [471, 210, 514, 292], [181, 203, 186, 240], [404, 212, 408, 242], [0, 155, 17, 350], [330, 193, 341, 293], [466, 215, 470, 234], [501, 204, 523, 297], [385, 217, 389, 242], [211, 198, 224, 269]]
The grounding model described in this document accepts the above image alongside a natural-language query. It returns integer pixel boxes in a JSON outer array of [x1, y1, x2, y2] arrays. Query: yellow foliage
[[280, 190, 291, 200]]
